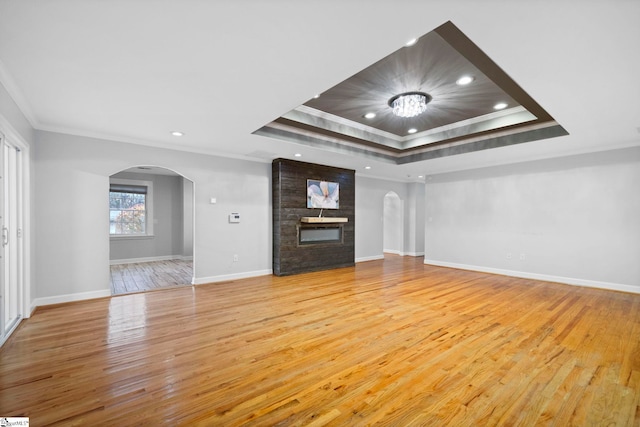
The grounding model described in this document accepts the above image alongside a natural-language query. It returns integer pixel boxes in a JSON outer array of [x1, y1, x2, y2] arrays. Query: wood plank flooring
[[110, 259, 193, 295], [2, 255, 640, 426]]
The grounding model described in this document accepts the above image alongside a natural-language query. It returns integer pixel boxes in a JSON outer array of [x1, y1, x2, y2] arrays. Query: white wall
[[355, 176, 425, 261], [424, 146, 640, 291], [34, 130, 272, 301], [183, 179, 194, 258], [24, 125, 640, 304], [405, 182, 425, 256]]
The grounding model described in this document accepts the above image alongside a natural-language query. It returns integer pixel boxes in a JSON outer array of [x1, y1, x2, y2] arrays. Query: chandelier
[[388, 92, 432, 118]]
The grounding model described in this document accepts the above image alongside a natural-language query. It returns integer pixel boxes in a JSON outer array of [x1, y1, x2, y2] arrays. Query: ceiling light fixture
[[171, 131, 184, 137], [406, 38, 418, 46], [364, 166, 371, 170], [294, 153, 302, 157], [313, 94, 320, 99], [388, 92, 431, 118], [408, 128, 418, 134], [494, 102, 508, 110], [364, 112, 376, 119], [456, 75, 474, 85]]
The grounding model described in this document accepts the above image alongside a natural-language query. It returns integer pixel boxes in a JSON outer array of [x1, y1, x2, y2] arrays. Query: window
[[109, 179, 153, 236]]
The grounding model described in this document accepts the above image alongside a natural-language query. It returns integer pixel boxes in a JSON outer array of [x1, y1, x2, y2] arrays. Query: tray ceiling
[[255, 21, 567, 164]]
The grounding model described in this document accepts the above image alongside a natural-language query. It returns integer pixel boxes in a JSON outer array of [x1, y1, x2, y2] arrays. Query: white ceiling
[[1, 0, 638, 181]]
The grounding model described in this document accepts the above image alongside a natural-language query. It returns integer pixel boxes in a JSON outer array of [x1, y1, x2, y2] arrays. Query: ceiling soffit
[[254, 21, 567, 164]]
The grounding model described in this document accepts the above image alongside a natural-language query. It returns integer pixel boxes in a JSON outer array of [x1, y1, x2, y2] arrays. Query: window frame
[[109, 178, 154, 239]]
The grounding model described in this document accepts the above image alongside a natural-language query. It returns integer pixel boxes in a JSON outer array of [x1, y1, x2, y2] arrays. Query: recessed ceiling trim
[[289, 104, 536, 148], [256, 122, 400, 164], [256, 119, 568, 166], [269, 107, 549, 156], [404, 108, 537, 149], [401, 120, 566, 156], [396, 123, 569, 164], [257, 118, 567, 165], [289, 105, 404, 144], [271, 117, 405, 153], [410, 106, 529, 139]]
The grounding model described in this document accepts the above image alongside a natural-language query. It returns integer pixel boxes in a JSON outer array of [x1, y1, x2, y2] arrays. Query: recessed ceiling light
[[313, 94, 320, 99], [456, 75, 474, 85], [406, 38, 418, 46], [294, 153, 302, 157], [418, 175, 424, 178], [364, 112, 376, 119], [408, 128, 418, 134], [494, 102, 508, 110], [364, 166, 371, 170], [171, 131, 184, 137]]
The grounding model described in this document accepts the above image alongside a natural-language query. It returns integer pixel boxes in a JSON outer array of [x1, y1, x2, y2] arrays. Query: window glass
[[109, 190, 146, 235]]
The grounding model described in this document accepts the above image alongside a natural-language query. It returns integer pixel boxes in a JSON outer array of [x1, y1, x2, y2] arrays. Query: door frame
[[0, 118, 31, 347]]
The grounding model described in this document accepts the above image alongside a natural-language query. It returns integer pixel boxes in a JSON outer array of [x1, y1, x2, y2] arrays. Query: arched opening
[[383, 191, 404, 256], [108, 166, 194, 295]]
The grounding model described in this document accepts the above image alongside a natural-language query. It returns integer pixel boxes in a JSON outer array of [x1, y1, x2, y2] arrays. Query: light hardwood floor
[[2, 255, 639, 426], [110, 259, 193, 295]]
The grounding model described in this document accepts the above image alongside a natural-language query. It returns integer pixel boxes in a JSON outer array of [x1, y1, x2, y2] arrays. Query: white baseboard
[[110, 255, 191, 265], [383, 249, 402, 256], [356, 255, 385, 263], [32, 289, 112, 308], [192, 269, 272, 285], [383, 250, 425, 257], [424, 259, 640, 294], [357, 252, 424, 263]]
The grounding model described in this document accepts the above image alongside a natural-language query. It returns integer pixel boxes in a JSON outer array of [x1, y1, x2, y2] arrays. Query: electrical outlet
[[233, 254, 239, 262]]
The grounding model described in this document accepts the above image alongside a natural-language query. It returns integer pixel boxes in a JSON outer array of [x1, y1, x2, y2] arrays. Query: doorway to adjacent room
[[108, 166, 194, 295]]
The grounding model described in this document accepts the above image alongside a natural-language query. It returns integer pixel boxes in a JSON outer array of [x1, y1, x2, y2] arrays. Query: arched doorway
[[108, 166, 194, 295], [383, 191, 404, 256]]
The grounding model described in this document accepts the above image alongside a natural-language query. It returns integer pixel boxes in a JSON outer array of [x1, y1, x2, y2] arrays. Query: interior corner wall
[[424, 146, 640, 291], [34, 130, 272, 301]]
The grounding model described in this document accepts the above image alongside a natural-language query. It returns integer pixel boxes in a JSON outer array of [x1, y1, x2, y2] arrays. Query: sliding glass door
[[0, 135, 23, 343]]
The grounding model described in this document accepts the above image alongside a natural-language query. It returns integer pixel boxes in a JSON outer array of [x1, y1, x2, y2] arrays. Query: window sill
[[110, 234, 155, 241]]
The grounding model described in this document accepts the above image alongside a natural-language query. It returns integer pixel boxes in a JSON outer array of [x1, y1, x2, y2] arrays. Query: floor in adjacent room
[[109, 259, 193, 295]]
